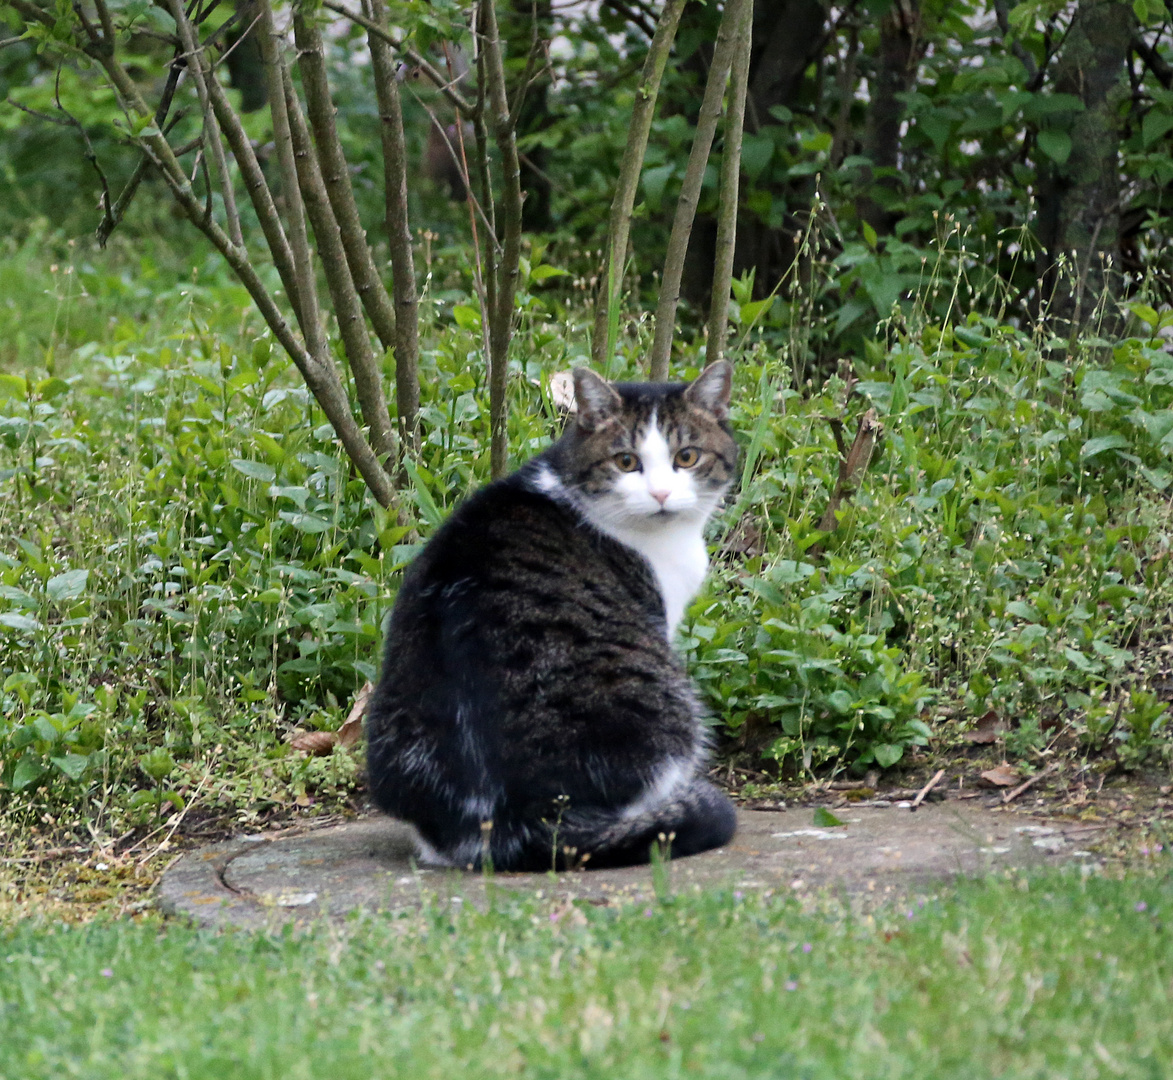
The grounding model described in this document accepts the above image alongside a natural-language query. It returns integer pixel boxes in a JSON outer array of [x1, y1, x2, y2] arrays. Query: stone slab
[[158, 806, 1106, 930]]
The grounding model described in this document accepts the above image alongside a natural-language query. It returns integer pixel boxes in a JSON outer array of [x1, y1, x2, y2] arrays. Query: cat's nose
[[649, 489, 671, 506]]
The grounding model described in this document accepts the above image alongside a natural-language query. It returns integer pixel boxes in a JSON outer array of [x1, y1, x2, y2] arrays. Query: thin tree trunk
[[747, 0, 828, 114], [1036, 0, 1133, 337], [481, 0, 524, 480], [294, 11, 399, 352], [88, 18, 397, 507], [257, 0, 327, 352], [165, 0, 242, 247], [474, 38, 499, 370], [281, 65, 397, 465], [366, 0, 421, 450], [707, 0, 752, 367], [649, 0, 749, 380], [590, 0, 688, 371], [858, 0, 921, 236]]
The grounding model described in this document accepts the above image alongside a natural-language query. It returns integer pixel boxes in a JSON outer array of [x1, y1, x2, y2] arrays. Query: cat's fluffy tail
[[558, 777, 737, 870], [417, 777, 736, 872]]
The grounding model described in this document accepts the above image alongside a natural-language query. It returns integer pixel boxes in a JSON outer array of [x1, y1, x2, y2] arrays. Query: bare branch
[[74, 0, 104, 50], [470, 27, 498, 379], [321, 0, 474, 117], [17, 66, 118, 227], [591, 0, 687, 370], [93, 0, 116, 48], [507, 3, 543, 131], [294, 10, 398, 353], [97, 51, 185, 247], [473, 32, 498, 253], [452, 56, 495, 396], [205, 7, 262, 73], [480, 0, 524, 480], [82, 31, 397, 507], [196, 145, 214, 222], [602, 0, 655, 40], [165, 0, 243, 246], [649, 0, 750, 379], [707, 0, 752, 368], [281, 60, 397, 465], [811, 408, 883, 556], [406, 85, 499, 255], [366, 0, 421, 450], [256, 0, 326, 353], [5, 97, 74, 125], [161, 0, 300, 304], [1134, 32, 1173, 89]]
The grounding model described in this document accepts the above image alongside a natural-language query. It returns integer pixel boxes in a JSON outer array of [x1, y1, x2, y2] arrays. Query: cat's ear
[[572, 367, 622, 431], [684, 360, 732, 421]]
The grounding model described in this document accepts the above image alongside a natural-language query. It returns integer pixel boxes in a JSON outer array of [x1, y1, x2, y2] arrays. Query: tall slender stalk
[[281, 64, 397, 464], [86, 13, 397, 507], [294, 11, 398, 353], [472, 34, 498, 383], [480, 0, 524, 480], [366, 0, 421, 451], [648, 0, 749, 380], [591, 0, 688, 372], [165, 0, 242, 247], [706, 0, 752, 367], [256, 0, 326, 351]]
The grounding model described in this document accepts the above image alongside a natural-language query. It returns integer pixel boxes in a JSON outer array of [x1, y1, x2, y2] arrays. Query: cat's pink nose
[[650, 489, 670, 506]]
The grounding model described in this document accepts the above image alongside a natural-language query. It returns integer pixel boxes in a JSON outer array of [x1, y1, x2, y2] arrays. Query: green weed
[[0, 231, 1171, 832]]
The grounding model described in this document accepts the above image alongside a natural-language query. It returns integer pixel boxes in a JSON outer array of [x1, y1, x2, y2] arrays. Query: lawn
[[2, 869, 1171, 1079]]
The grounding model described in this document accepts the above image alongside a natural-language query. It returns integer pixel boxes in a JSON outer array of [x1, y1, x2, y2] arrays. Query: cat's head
[[544, 362, 737, 530]]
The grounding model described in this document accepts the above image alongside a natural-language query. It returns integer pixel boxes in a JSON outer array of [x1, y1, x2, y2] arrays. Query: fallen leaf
[[549, 370, 577, 413], [290, 730, 337, 756], [979, 763, 1019, 788], [812, 806, 846, 827], [337, 681, 373, 749], [962, 710, 1007, 744]]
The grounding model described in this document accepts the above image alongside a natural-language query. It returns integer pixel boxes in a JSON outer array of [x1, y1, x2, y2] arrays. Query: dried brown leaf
[[979, 763, 1019, 788], [962, 710, 1007, 745], [549, 370, 577, 413], [290, 730, 337, 756], [337, 681, 374, 749]]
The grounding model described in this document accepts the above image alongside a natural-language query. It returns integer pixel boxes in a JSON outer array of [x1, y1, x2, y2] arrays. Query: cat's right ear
[[572, 368, 621, 432]]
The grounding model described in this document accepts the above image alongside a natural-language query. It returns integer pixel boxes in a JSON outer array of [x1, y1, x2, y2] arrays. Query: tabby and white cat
[[365, 362, 738, 870]]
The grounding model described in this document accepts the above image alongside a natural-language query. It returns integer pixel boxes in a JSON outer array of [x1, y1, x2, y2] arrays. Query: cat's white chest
[[616, 520, 709, 638]]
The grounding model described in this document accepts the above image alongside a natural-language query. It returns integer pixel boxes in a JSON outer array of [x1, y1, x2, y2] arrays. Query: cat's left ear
[[684, 360, 733, 421]]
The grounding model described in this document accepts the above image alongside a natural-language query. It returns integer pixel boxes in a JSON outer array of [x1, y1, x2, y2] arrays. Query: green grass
[[2, 870, 1171, 1078]]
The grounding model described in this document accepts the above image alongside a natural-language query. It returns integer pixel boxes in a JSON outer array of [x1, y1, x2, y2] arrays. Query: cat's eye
[[674, 447, 701, 468], [613, 452, 640, 472]]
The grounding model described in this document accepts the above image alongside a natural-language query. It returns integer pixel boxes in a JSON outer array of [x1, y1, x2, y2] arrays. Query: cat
[[365, 361, 739, 871]]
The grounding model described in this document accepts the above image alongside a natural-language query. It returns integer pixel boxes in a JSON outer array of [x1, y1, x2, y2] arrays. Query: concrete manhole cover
[[158, 806, 1106, 930]]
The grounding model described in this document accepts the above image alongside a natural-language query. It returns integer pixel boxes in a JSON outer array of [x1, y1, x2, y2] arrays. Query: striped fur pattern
[[366, 362, 738, 870]]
